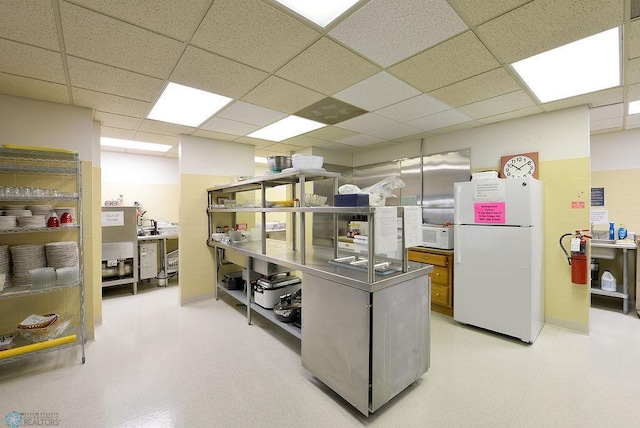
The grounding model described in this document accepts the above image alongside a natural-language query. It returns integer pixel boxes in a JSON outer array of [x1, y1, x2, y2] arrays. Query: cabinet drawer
[[431, 283, 450, 307], [429, 265, 449, 285], [409, 251, 448, 267]]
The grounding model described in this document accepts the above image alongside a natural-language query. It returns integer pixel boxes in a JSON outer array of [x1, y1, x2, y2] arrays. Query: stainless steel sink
[[591, 239, 615, 245]]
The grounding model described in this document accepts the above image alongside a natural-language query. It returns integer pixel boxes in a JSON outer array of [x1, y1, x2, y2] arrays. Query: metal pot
[[267, 156, 292, 172], [273, 288, 301, 323]]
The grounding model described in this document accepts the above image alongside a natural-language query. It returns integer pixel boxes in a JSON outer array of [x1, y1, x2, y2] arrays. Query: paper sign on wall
[[102, 211, 124, 227], [473, 180, 505, 201], [590, 208, 608, 225], [474, 202, 506, 224], [374, 207, 398, 254], [402, 206, 422, 248]]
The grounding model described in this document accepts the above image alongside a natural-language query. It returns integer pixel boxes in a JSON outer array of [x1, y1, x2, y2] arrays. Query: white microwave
[[421, 224, 454, 250]]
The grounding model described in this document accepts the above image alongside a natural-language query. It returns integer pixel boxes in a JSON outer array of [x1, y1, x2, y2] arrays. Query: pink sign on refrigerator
[[474, 202, 506, 224]]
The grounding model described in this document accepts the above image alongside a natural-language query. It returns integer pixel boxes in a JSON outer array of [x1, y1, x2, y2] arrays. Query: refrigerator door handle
[[455, 225, 461, 264]]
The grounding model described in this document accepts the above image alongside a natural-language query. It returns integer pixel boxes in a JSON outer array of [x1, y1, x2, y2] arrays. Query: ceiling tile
[[334, 113, 399, 133], [389, 31, 500, 92], [67, 56, 164, 102], [316, 141, 362, 151], [281, 135, 329, 148], [72, 88, 151, 117], [95, 111, 142, 130], [375, 94, 450, 122], [261, 142, 306, 153], [218, 101, 287, 127], [476, 0, 624, 63], [0, 73, 69, 104], [394, 131, 436, 143], [275, 37, 380, 95], [337, 134, 385, 147], [191, 129, 239, 142], [69, 0, 213, 41], [626, 114, 640, 128], [591, 117, 624, 132], [305, 126, 358, 141], [407, 109, 473, 131], [476, 106, 543, 125], [242, 76, 325, 114], [329, 0, 467, 67], [430, 120, 481, 135], [137, 119, 195, 136], [368, 123, 424, 140], [192, 0, 320, 73], [235, 136, 274, 148], [458, 90, 536, 119], [430, 67, 523, 107], [541, 87, 623, 112], [0, 0, 59, 50], [60, 2, 184, 79], [628, 58, 640, 84], [447, 0, 530, 27], [630, 19, 640, 59], [201, 117, 260, 135], [333, 72, 420, 111], [0, 39, 65, 84], [628, 83, 640, 101], [101, 126, 135, 140], [133, 131, 178, 146], [171, 46, 268, 99], [590, 103, 624, 121]]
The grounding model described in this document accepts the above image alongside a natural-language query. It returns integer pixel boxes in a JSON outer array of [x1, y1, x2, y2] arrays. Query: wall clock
[[500, 152, 538, 179]]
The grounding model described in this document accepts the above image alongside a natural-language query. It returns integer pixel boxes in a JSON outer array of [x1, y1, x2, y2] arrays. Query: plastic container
[[291, 154, 323, 169], [609, 222, 615, 240], [601, 270, 616, 291], [618, 225, 627, 240]]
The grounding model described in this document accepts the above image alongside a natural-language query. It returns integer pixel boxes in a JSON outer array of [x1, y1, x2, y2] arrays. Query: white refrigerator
[[453, 177, 544, 343]]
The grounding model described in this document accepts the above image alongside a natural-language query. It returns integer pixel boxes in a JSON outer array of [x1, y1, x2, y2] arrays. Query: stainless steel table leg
[[623, 248, 629, 314]]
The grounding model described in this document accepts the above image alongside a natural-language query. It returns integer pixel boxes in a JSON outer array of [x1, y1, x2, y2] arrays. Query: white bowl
[[291, 154, 323, 169]]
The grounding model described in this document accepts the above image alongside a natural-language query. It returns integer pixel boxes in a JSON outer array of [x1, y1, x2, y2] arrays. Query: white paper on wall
[[403, 206, 422, 248], [374, 207, 398, 254]]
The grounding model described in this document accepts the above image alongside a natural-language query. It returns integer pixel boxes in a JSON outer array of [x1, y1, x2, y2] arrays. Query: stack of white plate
[[11, 244, 46, 286], [4, 209, 32, 217], [0, 245, 10, 288], [18, 215, 45, 228], [45, 241, 79, 268], [0, 216, 18, 229], [2, 205, 27, 210], [27, 205, 52, 216]]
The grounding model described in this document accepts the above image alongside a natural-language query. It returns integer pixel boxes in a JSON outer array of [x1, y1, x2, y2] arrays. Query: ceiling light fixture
[[248, 116, 326, 142], [629, 100, 640, 115], [100, 137, 172, 152], [511, 27, 621, 103], [272, 0, 359, 27], [148, 82, 232, 127]]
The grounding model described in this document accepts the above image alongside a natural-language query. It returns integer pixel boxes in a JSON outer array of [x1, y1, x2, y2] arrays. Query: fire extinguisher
[[559, 230, 591, 284]]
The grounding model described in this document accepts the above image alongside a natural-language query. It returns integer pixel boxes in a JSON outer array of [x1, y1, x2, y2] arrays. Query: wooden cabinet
[[409, 247, 454, 316]]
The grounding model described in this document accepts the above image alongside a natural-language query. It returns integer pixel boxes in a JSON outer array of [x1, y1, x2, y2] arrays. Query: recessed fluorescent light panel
[[248, 116, 326, 142], [148, 82, 232, 127], [100, 137, 172, 152], [511, 27, 621, 103], [629, 100, 640, 115], [273, 0, 359, 27]]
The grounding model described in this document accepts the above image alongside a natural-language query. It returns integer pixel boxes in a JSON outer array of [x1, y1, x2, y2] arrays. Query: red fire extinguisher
[[559, 230, 591, 284]]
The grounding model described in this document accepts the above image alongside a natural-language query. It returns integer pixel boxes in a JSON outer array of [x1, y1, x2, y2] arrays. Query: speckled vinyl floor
[[1, 281, 639, 427]]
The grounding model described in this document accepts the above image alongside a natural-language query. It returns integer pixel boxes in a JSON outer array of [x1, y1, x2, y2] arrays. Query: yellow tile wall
[[541, 157, 591, 332], [591, 169, 640, 235]]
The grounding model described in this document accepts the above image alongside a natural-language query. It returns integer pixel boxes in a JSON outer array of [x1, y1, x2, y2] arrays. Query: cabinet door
[[301, 273, 370, 416]]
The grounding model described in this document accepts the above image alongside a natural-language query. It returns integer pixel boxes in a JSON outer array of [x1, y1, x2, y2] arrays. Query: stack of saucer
[[45, 241, 79, 268], [4, 209, 32, 217], [11, 244, 46, 286], [0, 216, 18, 229], [27, 205, 52, 216], [18, 215, 46, 228], [0, 245, 10, 290]]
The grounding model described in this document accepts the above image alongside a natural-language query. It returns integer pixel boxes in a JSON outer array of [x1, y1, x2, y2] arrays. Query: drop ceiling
[[0, 0, 638, 158]]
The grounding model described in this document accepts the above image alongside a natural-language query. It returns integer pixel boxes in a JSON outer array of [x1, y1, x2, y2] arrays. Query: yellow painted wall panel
[[592, 169, 640, 235]]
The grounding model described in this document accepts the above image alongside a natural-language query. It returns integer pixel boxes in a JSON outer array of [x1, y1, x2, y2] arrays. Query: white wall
[[180, 135, 254, 176], [591, 128, 640, 171], [101, 152, 179, 184], [0, 93, 94, 160]]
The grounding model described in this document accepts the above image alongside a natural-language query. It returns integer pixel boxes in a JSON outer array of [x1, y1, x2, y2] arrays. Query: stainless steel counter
[[590, 239, 637, 314]]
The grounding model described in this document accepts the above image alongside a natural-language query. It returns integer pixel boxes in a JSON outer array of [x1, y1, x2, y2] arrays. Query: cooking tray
[[328, 256, 401, 275]]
